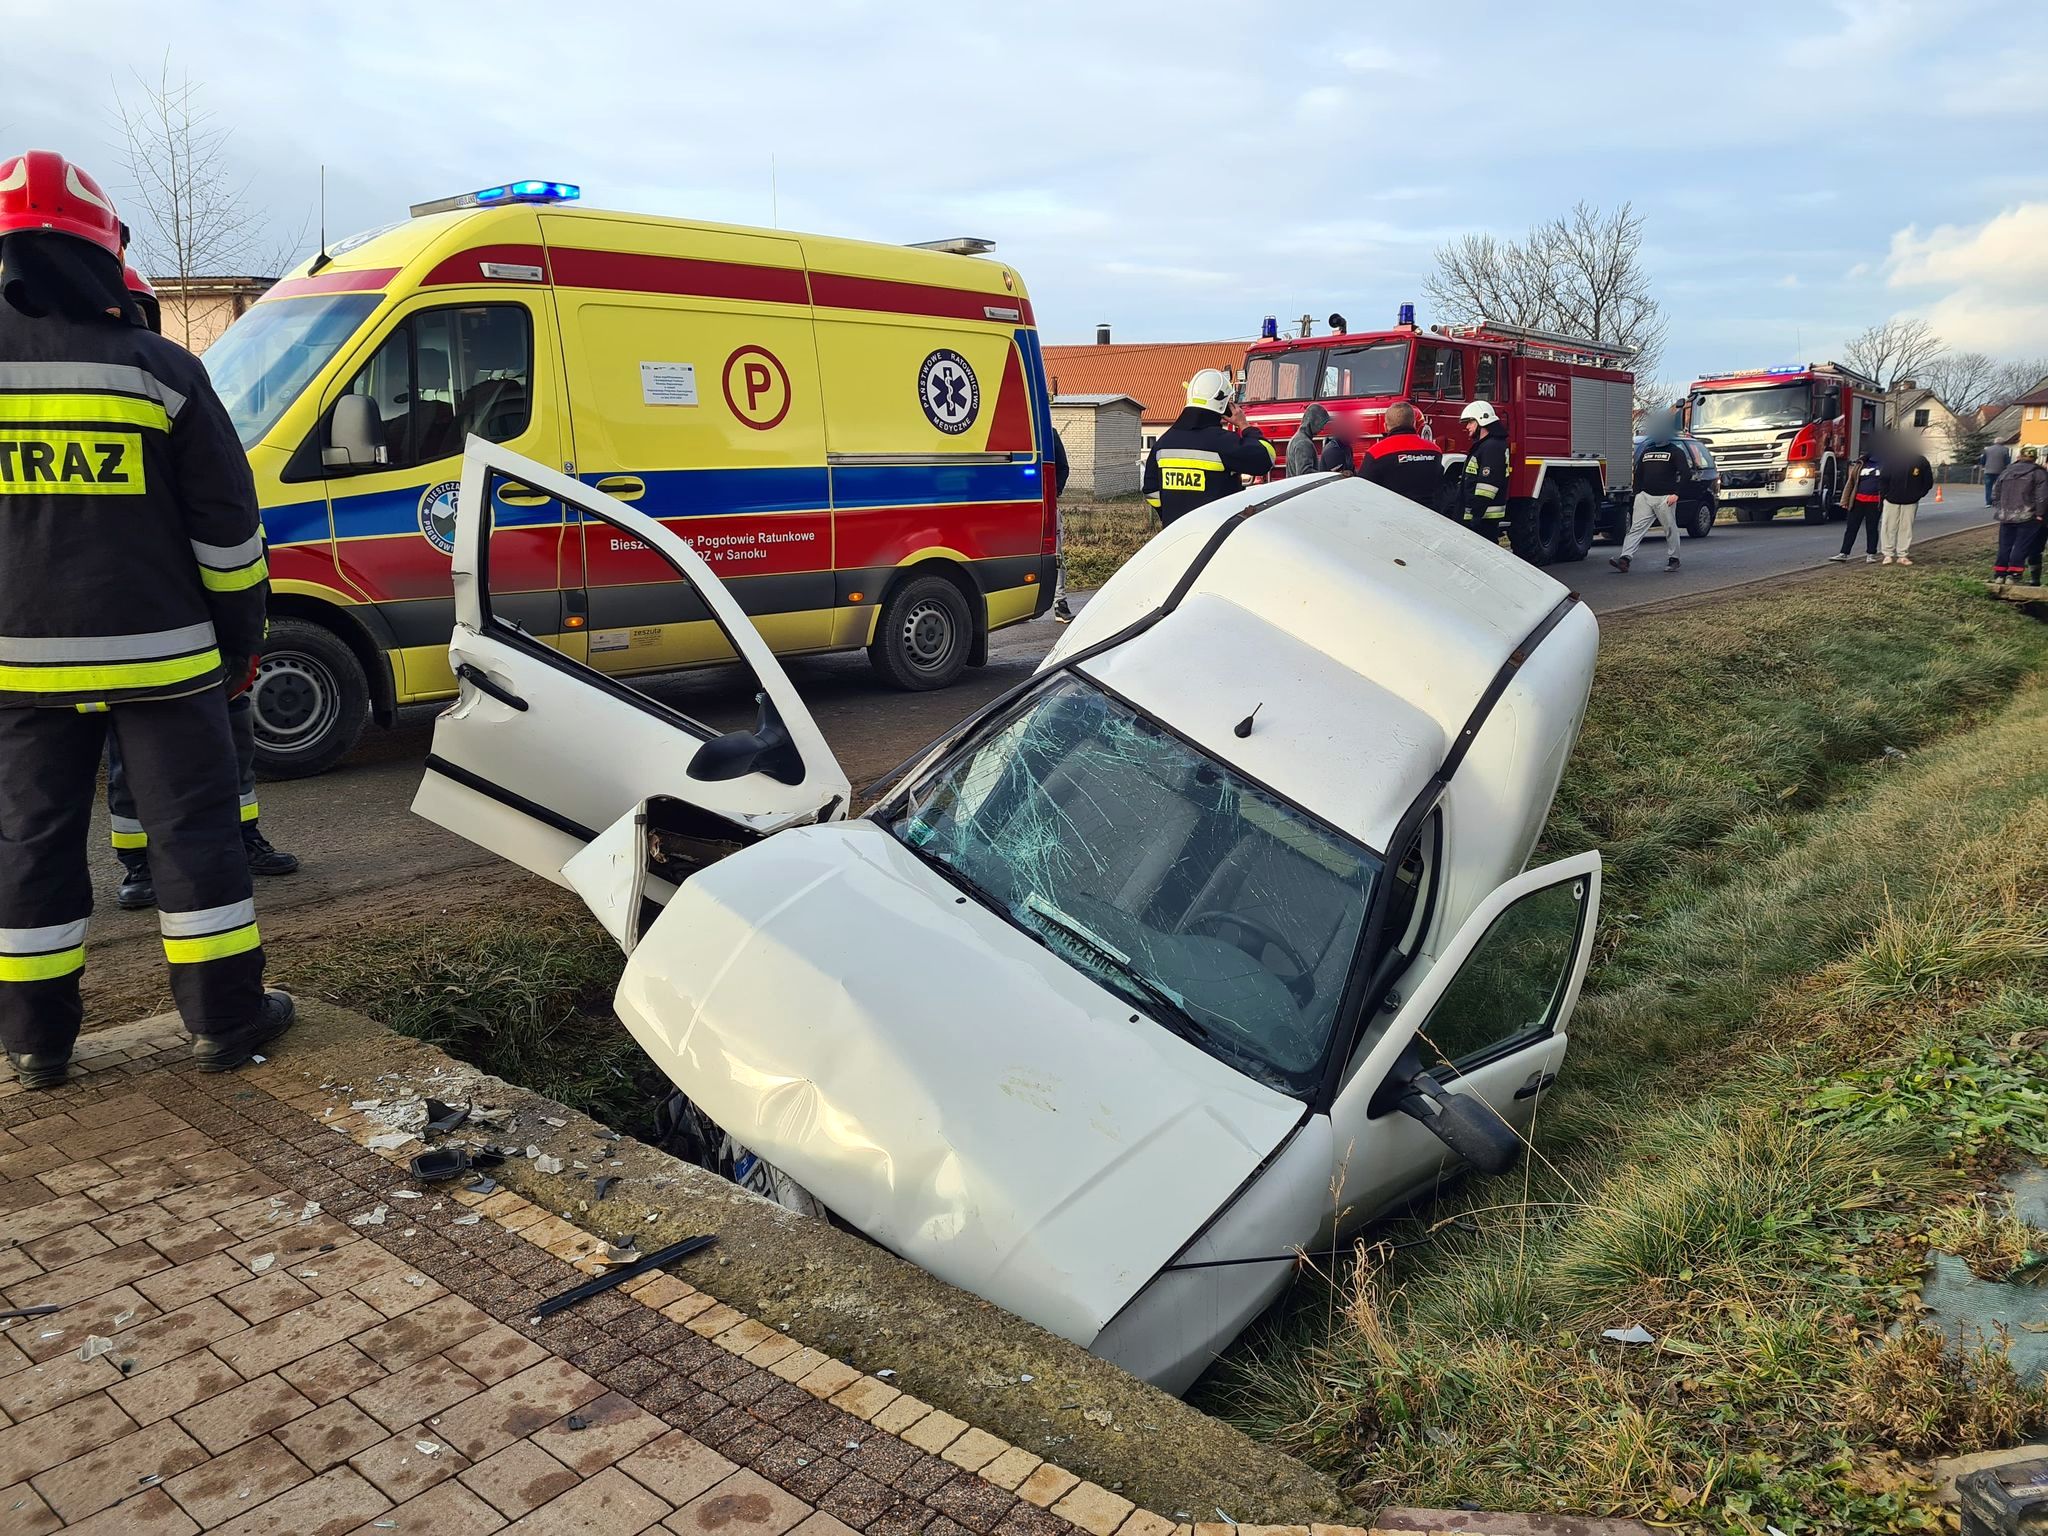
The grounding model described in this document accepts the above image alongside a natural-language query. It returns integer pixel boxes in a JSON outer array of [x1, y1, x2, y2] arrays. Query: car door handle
[[455, 662, 528, 712], [594, 475, 646, 501], [1513, 1070, 1559, 1101], [496, 483, 551, 508]]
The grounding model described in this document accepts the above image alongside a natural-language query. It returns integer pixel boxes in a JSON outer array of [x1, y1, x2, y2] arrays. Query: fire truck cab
[[1239, 312, 1634, 567], [1684, 362, 1880, 524]]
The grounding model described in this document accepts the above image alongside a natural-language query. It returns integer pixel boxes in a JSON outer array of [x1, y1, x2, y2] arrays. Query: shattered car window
[[884, 675, 1380, 1096]]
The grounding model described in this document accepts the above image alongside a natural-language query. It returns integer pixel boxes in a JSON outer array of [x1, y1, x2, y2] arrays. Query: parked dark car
[[1597, 434, 1720, 541]]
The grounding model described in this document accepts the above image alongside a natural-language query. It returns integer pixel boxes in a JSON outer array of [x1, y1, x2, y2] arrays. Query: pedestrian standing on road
[[1286, 402, 1332, 478], [105, 244, 300, 908], [1456, 400, 1510, 533], [1049, 426, 1074, 623], [1141, 369, 1276, 527], [1990, 444, 2048, 590], [1611, 409, 1683, 574], [1981, 440, 2011, 506], [1829, 451, 1883, 564], [0, 149, 293, 1091], [1357, 401, 1444, 508], [1876, 428, 1933, 565]]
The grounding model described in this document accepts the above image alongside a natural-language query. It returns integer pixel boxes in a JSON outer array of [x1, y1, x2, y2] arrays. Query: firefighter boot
[[116, 850, 156, 912], [5, 1050, 71, 1091], [244, 826, 300, 878], [191, 989, 297, 1073]]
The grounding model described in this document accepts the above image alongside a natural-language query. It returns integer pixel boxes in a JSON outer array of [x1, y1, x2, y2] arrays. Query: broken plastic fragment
[[543, 1116, 566, 1127], [1601, 1324, 1656, 1346], [138, 1474, 161, 1487], [415, 1440, 441, 1455], [452, 1213, 481, 1227], [349, 1205, 389, 1228], [532, 1154, 564, 1175], [390, 1190, 422, 1200], [249, 1053, 265, 1064], [593, 1176, 619, 1201], [249, 1254, 275, 1274], [405, 1275, 427, 1287], [875, 1368, 895, 1379], [113, 1308, 136, 1326], [77, 1334, 114, 1361], [423, 1099, 469, 1135], [365, 1131, 416, 1152], [566, 1413, 591, 1431]]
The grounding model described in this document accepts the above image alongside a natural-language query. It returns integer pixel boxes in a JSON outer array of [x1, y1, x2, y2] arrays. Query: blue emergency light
[[410, 181, 582, 218], [1260, 315, 1279, 339], [1398, 302, 1416, 327]]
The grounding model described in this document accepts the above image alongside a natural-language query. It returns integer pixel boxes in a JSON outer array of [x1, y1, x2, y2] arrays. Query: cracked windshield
[[884, 675, 1380, 1096]]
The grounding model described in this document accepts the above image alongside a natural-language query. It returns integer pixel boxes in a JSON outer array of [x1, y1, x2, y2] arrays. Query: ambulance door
[[314, 289, 573, 699], [540, 216, 833, 676]]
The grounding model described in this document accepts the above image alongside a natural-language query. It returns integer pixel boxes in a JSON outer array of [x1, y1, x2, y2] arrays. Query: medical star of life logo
[[918, 349, 979, 435], [419, 480, 461, 556]]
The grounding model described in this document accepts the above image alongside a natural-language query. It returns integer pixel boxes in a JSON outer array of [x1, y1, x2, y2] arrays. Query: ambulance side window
[[328, 304, 533, 474]]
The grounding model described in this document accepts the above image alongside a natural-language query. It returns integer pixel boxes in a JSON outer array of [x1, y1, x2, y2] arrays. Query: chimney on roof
[[1095, 324, 1111, 346]]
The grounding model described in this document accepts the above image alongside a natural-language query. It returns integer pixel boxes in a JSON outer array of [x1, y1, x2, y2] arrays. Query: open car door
[[1329, 850, 1602, 1228], [412, 440, 850, 900]]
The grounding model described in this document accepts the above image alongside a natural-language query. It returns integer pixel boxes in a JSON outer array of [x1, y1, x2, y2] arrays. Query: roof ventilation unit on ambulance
[[907, 237, 996, 256], [408, 181, 582, 218]]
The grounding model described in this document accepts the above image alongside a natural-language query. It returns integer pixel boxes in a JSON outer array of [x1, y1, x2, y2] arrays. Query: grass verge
[[1214, 537, 2048, 1531]]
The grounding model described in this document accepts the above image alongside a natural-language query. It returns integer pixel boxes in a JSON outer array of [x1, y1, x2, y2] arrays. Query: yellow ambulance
[[200, 180, 1057, 776]]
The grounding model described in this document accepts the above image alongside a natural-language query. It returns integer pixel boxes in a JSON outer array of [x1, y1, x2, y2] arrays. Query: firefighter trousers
[[0, 690, 265, 1061], [109, 693, 260, 864]]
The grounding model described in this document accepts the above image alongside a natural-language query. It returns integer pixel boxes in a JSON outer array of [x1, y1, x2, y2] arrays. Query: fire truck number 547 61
[[1534, 380, 1558, 398]]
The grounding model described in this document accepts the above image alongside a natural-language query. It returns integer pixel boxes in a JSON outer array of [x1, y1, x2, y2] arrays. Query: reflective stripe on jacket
[[1141, 412, 1276, 523], [0, 315, 266, 707]]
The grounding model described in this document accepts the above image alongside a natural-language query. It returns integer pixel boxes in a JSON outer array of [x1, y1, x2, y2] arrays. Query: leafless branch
[[1840, 317, 1944, 393], [1919, 351, 1999, 416]]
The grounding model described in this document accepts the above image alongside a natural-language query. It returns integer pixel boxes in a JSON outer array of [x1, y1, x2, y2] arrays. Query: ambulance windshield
[[205, 293, 382, 449]]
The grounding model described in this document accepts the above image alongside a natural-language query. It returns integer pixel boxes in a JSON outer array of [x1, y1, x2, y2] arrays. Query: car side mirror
[[1396, 1070, 1521, 1175], [323, 395, 388, 470], [688, 692, 804, 787]]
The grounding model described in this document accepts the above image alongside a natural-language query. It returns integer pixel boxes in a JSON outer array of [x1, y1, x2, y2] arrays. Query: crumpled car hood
[[612, 820, 1305, 1345]]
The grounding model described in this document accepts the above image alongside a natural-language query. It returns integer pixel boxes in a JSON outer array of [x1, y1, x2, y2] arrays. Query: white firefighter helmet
[[1185, 368, 1234, 413], [1460, 400, 1500, 429]]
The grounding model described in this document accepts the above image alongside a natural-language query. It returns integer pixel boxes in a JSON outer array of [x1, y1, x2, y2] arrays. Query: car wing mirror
[[323, 394, 388, 470], [1396, 1070, 1521, 1175], [688, 692, 804, 787]]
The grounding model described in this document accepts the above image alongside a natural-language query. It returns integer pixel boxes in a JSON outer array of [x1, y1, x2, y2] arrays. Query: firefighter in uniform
[[1141, 368, 1276, 526], [1456, 400, 1510, 532], [105, 251, 299, 910], [1357, 401, 1445, 509], [0, 149, 292, 1089]]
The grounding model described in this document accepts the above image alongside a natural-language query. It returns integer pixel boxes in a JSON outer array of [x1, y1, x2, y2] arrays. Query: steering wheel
[[1185, 909, 1317, 1009]]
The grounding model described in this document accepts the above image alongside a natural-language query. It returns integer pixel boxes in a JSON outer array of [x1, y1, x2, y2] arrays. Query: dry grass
[[1842, 1326, 2046, 1457], [1926, 1191, 2048, 1283], [1059, 497, 1154, 590]]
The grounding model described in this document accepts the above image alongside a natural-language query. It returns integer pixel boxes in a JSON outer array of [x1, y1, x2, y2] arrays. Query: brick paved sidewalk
[[0, 1024, 1643, 1536]]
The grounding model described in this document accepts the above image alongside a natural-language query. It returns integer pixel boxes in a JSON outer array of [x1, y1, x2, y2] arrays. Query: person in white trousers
[[1611, 416, 1685, 573], [1873, 428, 1933, 566]]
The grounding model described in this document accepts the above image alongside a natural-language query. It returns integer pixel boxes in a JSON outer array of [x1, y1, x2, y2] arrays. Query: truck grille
[[1708, 441, 1784, 467]]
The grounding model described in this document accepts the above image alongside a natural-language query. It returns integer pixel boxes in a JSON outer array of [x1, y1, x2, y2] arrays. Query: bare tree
[[1921, 351, 1999, 416], [112, 61, 295, 350], [1986, 355, 2048, 407], [1841, 317, 1944, 392], [1425, 201, 1664, 383]]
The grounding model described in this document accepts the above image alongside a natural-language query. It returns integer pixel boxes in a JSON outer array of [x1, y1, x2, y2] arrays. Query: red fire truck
[[1240, 310, 1635, 565], [1684, 362, 1882, 524]]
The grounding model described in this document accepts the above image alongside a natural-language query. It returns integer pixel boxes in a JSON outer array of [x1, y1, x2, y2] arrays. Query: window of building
[[1913, 408, 1930, 428]]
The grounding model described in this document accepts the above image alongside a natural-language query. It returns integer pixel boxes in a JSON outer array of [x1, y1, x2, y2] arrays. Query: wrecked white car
[[414, 441, 1602, 1394]]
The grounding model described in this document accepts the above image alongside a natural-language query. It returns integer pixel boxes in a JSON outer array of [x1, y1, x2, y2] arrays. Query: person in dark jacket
[[1050, 426, 1074, 622], [0, 149, 293, 1089], [1141, 368, 1276, 526], [1990, 444, 2048, 590], [1611, 411, 1684, 573], [1286, 402, 1331, 478], [1828, 450, 1883, 563], [1875, 428, 1933, 565], [1357, 401, 1442, 507], [1981, 440, 2011, 506], [1456, 399, 1510, 531], [106, 242, 299, 908]]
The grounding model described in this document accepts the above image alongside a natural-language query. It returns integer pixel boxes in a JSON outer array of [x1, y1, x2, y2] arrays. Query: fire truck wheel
[[1507, 484, 1565, 565], [1802, 499, 1831, 525], [870, 574, 973, 691], [1552, 480, 1596, 562], [248, 617, 371, 780]]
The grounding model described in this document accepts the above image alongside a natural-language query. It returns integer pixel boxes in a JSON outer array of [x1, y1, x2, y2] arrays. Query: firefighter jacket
[[1360, 431, 1444, 508], [0, 309, 267, 708], [1460, 421, 1510, 516], [1633, 438, 1686, 497], [1142, 409, 1277, 524]]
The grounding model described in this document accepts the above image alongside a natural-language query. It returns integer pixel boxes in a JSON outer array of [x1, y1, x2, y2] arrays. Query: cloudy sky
[[8, 0, 2045, 389]]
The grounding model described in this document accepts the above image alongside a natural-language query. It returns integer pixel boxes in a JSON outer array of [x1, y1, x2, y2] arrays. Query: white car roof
[[1050, 476, 1581, 851]]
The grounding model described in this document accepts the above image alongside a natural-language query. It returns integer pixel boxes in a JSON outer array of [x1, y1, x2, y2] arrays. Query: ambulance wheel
[[1507, 485, 1565, 565], [870, 575, 972, 691], [1553, 480, 1596, 562], [249, 618, 370, 780]]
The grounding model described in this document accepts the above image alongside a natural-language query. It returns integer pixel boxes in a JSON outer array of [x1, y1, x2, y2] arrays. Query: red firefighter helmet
[[123, 264, 162, 333], [0, 149, 123, 256]]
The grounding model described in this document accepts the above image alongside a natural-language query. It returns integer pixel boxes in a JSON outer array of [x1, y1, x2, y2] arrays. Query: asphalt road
[[81, 497, 1994, 943]]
